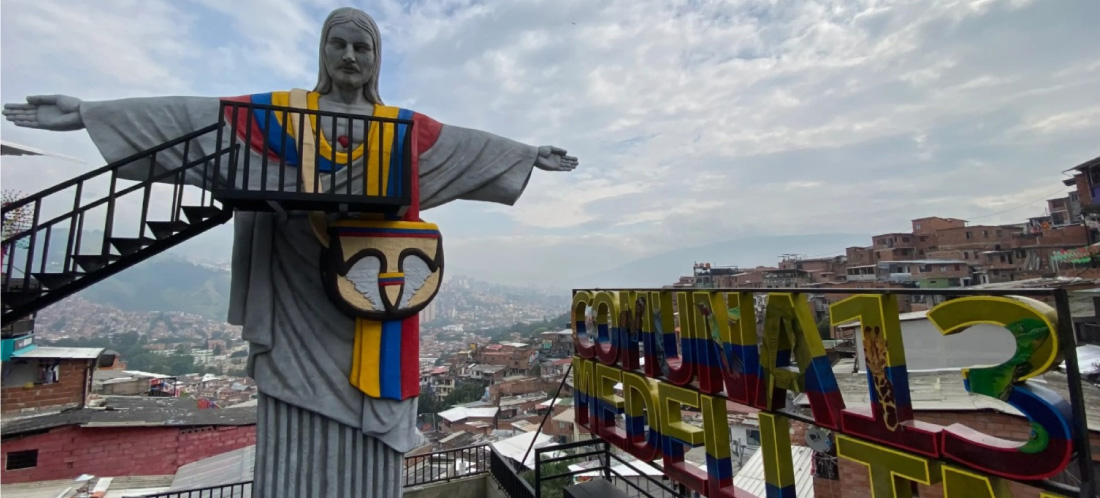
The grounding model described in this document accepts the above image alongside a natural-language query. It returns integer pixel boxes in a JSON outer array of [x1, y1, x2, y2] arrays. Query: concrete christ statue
[[3, 7, 577, 498]]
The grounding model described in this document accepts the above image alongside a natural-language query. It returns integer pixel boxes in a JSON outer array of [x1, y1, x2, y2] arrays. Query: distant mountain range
[[572, 233, 871, 288]]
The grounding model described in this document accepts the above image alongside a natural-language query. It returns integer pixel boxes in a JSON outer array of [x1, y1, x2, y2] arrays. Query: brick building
[[2, 347, 104, 415], [0, 396, 256, 483]]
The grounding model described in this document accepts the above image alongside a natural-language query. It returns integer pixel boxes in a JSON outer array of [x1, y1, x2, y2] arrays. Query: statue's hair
[[314, 7, 384, 105]]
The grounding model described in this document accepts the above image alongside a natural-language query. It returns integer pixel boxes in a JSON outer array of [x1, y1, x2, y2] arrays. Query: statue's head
[[315, 7, 383, 105]]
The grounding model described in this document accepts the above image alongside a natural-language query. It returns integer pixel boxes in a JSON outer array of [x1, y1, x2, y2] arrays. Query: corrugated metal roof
[[491, 432, 554, 469], [438, 406, 499, 422], [733, 446, 816, 498], [170, 445, 255, 491], [16, 346, 104, 359]]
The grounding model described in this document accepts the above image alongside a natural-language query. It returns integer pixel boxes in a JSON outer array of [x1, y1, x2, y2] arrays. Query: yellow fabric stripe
[[379, 272, 404, 279], [371, 105, 401, 196], [306, 92, 367, 166], [355, 318, 383, 397], [271, 91, 290, 128]]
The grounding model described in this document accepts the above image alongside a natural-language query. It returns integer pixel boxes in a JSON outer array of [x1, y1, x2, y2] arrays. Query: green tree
[[213, 344, 225, 356], [521, 460, 571, 498]]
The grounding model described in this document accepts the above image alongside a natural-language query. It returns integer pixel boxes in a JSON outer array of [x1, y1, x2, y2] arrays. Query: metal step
[[32, 271, 81, 290], [181, 205, 223, 224], [146, 220, 190, 240], [2, 289, 41, 309], [110, 237, 156, 256], [72, 254, 121, 273]]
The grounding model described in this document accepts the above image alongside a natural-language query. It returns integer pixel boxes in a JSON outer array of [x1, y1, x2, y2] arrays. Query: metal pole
[[1054, 289, 1097, 498], [519, 363, 573, 469]]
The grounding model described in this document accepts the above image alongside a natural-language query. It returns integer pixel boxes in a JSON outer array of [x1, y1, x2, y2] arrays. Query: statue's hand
[[535, 146, 579, 172], [2, 95, 85, 131]]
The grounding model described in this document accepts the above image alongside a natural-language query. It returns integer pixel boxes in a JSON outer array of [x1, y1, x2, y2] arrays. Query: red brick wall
[[1, 424, 256, 483], [1076, 173, 1092, 206], [1, 359, 92, 415], [846, 247, 874, 267], [814, 410, 1100, 498], [936, 226, 1021, 251]]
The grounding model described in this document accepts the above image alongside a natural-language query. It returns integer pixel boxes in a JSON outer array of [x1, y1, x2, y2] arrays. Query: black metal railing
[[491, 445, 537, 498], [403, 443, 491, 487], [213, 99, 414, 214], [532, 439, 686, 498], [140, 481, 251, 498], [1, 125, 234, 326]]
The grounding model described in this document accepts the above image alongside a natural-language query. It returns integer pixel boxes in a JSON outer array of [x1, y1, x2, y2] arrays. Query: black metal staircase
[[2, 99, 415, 326], [1, 124, 235, 325]]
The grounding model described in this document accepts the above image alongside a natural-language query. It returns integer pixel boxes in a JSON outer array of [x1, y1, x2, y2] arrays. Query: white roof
[[552, 408, 575, 423], [1064, 344, 1100, 376], [500, 342, 529, 348], [491, 431, 554, 469], [15, 346, 104, 360], [836, 310, 928, 329], [734, 446, 815, 498], [438, 406, 499, 422], [571, 460, 664, 477]]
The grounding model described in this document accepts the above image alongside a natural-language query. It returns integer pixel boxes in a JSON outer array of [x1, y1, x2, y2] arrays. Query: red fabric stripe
[[220, 96, 281, 162], [401, 315, 420, 399], [407, 113, 441, 220]]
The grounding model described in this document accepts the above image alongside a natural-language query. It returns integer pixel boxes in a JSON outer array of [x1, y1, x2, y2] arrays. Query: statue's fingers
[[26, 95, 61, 105], [550, 146, 568, 156], [3, 103, 36, 111]]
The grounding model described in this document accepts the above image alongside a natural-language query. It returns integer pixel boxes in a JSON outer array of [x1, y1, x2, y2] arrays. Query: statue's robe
[[79, 91, 538, 498]]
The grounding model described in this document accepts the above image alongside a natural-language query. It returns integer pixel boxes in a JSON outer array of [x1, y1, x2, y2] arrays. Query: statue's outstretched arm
[[2, 95, 85, 131], [534, 145, 579, 172]]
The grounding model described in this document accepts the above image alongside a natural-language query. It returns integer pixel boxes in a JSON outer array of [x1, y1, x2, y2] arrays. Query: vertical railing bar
[[1054, 289, 1097, 498], [279, 109, 288, 194], [376, 115, 383, 200], [73, 212, 85, 271], [174, 168, 186, 225], [64, 183, 83, 273], [346, 116, 353, 196], [139, 152, 158, 242], [329, 111, 338, 195], [242, 103, 253, 191], [21, 201, 40, 290], [227, 105, 240, 191], [297, 108, 306, 194], [260, 105, 270, 193], [313, 110, 322, 197], [101, 171, 118, 254], [534, 447, 542, 498], [362, 112, 370, 196], [38, 226, 51, 275], [213, 102, 226, 194]]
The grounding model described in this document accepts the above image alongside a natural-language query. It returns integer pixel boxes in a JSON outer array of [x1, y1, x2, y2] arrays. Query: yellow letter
[[836, 434, 941, 498]]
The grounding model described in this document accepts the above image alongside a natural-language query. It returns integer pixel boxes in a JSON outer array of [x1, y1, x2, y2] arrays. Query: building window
[[915, 223, 922, 230], [966, 231, 973, 239], [6, 450, 38, 470], [982, 230, 989, 237], [996, 229, 1003, 237], [746, 429, 762, 446], [902, 237, 910, 243]]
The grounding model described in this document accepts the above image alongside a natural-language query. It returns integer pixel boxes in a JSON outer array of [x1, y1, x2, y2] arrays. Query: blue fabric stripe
[[336, 227, 440, 235], [390, 108, 414, 196], [248, 93, 300, 166], [380, 320, 402, 399]]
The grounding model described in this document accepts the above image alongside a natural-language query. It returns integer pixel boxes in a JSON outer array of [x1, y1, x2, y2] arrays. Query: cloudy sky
[[2, 0, 1098, 286]]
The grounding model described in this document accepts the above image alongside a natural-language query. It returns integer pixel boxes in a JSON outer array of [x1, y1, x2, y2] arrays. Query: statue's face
[[324, 22, 375, 92]]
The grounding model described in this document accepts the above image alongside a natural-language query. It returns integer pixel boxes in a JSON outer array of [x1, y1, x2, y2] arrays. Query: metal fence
[[532, 439, 687, 498]]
